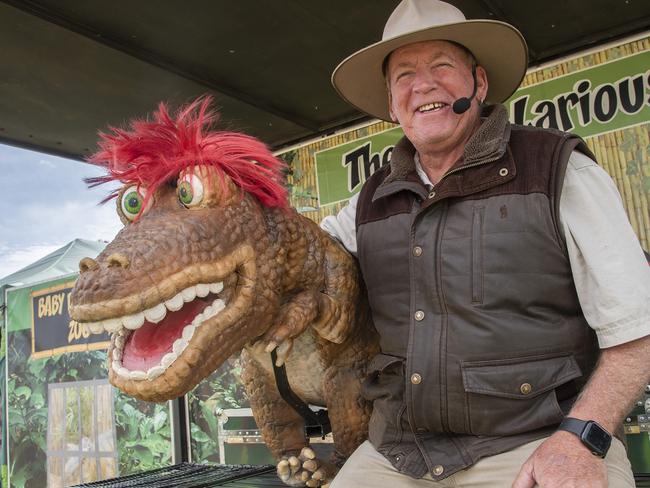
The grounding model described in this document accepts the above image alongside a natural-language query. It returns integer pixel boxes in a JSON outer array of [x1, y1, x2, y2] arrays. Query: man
[[322, 0, 650, 486]]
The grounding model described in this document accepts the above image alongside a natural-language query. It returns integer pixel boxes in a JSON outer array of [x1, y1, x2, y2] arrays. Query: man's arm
[[320, 193, 359, 254], [513, 152, 650, 487], [512, 335, 650, 488]]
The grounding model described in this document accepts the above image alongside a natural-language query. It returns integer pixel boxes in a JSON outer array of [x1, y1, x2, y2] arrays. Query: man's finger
[[511, 459, 536, 488]]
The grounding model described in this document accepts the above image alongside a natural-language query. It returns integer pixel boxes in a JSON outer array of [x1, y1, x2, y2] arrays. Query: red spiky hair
[[87, 95, 289, 210]]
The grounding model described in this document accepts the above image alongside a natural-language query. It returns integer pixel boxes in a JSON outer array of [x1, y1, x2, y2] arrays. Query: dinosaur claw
[[278, 449, 335, 486], [275, 339, 293, 365], [300, 447, 316, 460]]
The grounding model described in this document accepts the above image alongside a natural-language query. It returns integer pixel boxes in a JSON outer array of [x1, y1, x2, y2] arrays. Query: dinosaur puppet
[[69, 97, 378, 487]]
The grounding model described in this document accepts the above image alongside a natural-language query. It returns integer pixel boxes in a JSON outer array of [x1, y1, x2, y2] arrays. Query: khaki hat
[[331, 0, 528, 121]]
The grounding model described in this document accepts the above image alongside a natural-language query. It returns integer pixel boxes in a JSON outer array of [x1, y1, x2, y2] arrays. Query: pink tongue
[[121, 298, 210, 371]]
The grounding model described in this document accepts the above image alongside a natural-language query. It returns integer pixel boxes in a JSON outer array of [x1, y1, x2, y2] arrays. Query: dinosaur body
[[69, 98, 378, 486]]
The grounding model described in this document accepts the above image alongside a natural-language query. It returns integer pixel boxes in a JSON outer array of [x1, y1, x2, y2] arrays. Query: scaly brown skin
[[69, 168, 378, 487]]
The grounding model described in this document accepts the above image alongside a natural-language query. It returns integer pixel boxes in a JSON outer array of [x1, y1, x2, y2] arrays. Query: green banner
[[313, 50, 650, 207], [506, 51, 650, 137], [315, 127, 403, 206]]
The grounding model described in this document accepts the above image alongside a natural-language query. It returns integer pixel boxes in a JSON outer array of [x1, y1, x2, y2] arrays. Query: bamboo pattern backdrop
[[278, 36, 650, 251]]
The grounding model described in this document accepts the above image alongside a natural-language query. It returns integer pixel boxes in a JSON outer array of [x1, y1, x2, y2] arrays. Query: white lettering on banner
[[511, 71, 650, 132]]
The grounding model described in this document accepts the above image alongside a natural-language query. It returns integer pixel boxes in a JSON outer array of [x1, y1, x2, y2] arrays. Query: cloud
[[0, 198, 122, 278], [0, 243, 63, 279], [38, 159, 56, 168]]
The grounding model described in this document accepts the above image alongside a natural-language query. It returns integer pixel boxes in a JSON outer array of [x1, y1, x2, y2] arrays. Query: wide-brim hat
[[332, 0, 528, 122]]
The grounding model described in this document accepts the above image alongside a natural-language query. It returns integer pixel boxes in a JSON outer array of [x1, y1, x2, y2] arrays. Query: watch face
[[582, 422, 612, 456]]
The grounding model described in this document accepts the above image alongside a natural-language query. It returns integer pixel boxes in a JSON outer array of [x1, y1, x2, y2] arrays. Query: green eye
[[177, 173, 204, 207], [178, 181, 193, 205], [120, 186, 146, 221]]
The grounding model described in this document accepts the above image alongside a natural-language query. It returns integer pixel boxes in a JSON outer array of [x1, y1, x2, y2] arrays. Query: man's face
[[386, 40, 488, 154]]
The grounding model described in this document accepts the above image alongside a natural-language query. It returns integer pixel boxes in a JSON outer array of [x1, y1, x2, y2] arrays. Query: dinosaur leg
[[321, 362, 372, 473], [241, 351, 316, 486]]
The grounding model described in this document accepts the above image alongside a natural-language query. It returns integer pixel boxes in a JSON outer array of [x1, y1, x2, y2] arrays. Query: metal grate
[[70, 463, 282, 488]]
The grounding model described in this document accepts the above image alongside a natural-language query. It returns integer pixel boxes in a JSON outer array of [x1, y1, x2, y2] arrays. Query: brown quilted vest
[[355, 104, 600, 480]]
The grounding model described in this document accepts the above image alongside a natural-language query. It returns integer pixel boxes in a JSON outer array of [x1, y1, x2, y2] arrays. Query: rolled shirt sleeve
[[320, 193, 359, 255], [560, 151, 650, 348]]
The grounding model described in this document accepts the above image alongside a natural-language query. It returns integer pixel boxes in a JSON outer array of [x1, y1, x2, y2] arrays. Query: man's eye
[[395, 71, 413, 82]]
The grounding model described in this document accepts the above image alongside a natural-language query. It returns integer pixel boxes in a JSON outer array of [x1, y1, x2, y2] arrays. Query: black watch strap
[[558, 417, 612, 458], [559, 417, 588, 436]]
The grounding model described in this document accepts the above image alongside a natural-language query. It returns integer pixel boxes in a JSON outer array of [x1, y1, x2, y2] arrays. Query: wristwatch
[[558, 417, 612, 458]]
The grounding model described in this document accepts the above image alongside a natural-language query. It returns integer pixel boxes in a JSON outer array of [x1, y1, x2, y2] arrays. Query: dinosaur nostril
[[79, 257, 99, 273], [106, 253, 130, 269]]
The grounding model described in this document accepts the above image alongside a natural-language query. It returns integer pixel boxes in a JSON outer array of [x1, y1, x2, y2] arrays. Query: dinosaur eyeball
[[120, 186, 147, 221], [178, 173, 204, 207]]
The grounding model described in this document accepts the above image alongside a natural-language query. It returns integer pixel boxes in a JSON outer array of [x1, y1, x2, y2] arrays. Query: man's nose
[[412, 69, 437, 93]]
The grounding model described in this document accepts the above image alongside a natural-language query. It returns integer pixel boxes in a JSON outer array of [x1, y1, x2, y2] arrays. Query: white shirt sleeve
[[560, 151, 650, 348], [320, 192, 359, 255]]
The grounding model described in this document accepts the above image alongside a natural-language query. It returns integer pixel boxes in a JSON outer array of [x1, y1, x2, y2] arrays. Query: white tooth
[[123, 312, 145, 330], [203, 305, 214, 318], [112, 360, 121, 373], [181, 286, 196, 302], [147, 366, 165, 380], [88, 321, 104, 334], [144, 303, 167, 323], [172, 338, 187, 356], [192, 312, 205, 327], [103, 318, 122, 333], [112, 348, 122, 361], [117, 367, 130, 378], [182, 325, 196, 341], [161, 352, 177, 368], [209, 282, 224, 294], [165, 293, 184, 312], [129, 370, 147, 381], [196, 283, 210, 297], [212, 298, 226, 313], [114, 335, 125, 350]]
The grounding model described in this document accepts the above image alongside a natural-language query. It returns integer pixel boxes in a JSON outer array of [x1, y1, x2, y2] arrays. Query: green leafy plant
[[6, 329, 106, 487], [188, 360, 247, 463], [114, 395, 171, 473]]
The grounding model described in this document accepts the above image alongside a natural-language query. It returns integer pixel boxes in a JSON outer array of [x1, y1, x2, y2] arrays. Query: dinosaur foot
[[277, 447, 336, 487]]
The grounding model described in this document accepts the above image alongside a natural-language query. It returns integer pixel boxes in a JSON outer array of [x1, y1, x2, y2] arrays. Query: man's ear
[[388, 90, 398, 123], [476, 66, 488, 104]]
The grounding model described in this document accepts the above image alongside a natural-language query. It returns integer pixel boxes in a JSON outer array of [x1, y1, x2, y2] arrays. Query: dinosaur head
[[69, 97, 289, 402]]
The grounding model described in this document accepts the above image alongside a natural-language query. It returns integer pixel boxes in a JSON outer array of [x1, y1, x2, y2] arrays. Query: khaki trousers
[[330, 437, 635, 487]]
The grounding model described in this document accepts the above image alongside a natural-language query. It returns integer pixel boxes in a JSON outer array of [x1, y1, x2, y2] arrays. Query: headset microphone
[[452, 64, 478, 115]]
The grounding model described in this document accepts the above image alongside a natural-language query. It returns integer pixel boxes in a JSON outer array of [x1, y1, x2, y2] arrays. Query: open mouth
[[75, 280, 231, 382], [417, 102, 447, 113]]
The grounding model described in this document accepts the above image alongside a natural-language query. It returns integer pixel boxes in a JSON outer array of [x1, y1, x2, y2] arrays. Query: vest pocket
[[461, 354, 582, 436], [471, 206, 485, 304]]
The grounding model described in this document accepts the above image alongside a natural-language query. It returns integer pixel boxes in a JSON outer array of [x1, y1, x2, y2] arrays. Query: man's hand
[[511, 431, 607, 488]]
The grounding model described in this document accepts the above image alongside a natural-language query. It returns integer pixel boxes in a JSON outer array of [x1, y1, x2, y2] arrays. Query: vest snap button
[[433, 465, 444, 476], [414, 310, 425, 321], [413, 246, 423, 257], [520, 382, 532, 395], [499, 167, 509, 177], [411, 373, 422, 384], [428, 190, 436, 199]]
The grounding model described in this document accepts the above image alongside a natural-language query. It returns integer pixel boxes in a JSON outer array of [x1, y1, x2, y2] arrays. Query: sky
[[0, 143, 123, 279]]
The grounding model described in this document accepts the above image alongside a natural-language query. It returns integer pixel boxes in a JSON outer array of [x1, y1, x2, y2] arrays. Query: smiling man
[[322, 0, 650, 487]]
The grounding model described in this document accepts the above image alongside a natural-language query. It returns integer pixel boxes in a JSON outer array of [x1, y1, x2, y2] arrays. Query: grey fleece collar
[[383, 104, 511, 186]]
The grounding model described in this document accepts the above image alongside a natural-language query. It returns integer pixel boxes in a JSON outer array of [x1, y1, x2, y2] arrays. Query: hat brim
[[331, 20, 528, 121]]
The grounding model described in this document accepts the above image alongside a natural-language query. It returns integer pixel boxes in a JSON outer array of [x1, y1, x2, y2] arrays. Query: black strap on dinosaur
[[270, 349, 332, 439]]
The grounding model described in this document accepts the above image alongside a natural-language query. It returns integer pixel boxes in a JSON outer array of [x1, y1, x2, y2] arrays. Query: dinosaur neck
[[263, 206, 326, 293]]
